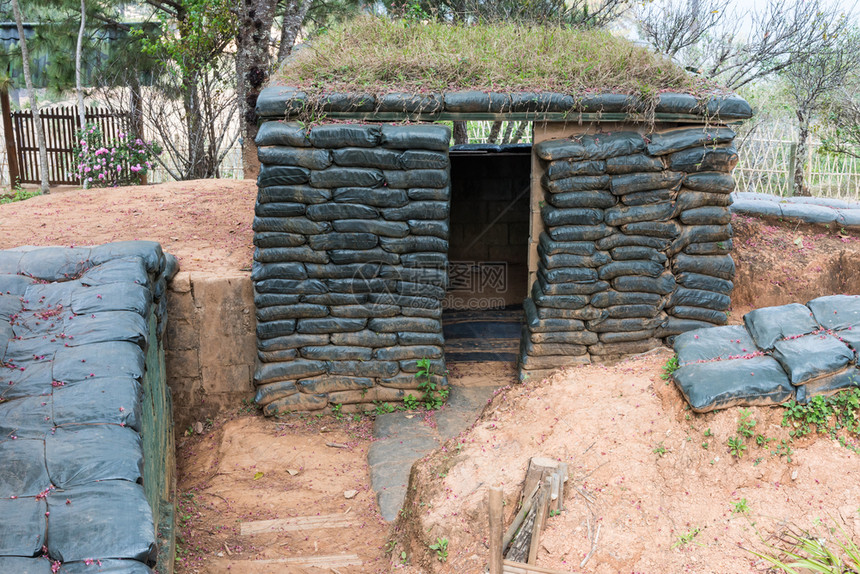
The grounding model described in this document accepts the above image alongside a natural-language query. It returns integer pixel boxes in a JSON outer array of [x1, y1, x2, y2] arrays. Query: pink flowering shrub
[[71, 124, 162, 188]]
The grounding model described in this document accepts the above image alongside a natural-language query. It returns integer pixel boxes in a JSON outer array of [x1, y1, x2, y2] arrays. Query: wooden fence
[[9, 105, 131, 186]]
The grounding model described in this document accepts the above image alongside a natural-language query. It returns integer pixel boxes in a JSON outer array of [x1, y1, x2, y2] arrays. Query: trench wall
[[250, 122, 452, 415], [520, 124, 740, 373]]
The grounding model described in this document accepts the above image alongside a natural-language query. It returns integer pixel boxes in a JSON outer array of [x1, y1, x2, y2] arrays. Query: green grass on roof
[[273, 17, 706, 97]]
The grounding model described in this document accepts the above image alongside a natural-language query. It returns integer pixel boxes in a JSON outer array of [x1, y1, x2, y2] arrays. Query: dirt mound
[[392, 349, 860, 573]]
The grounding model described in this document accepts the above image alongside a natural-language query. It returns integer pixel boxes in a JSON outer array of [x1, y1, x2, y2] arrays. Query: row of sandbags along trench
[[521, 126, 740, 372], [673, 296, 860, 412], [0, 242, 177, 574], [252, 122, 453, 415]]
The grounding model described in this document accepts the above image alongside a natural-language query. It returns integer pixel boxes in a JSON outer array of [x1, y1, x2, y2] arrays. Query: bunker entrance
[[443, 143, 532, 363]]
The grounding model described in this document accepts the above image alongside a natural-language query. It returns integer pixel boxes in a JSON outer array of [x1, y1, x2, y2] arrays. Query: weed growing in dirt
[[672, 527, 702, 549], [0, 187, 40, 204], [782, 390, 860, 453], [331, 403, 343, 419], [748, 522, 860, 574], [661, 355, 679, 382], [403, 394, 420, 411], [733, 498, 750, 514], [652, 441, 667, 457], [374, 401, 397, 415], [771, 439, 794, 462], [415, 358, 449, 410], [738, 408, 757, 438], [728, 436, 747, 458], [429, 537, 449, 562]]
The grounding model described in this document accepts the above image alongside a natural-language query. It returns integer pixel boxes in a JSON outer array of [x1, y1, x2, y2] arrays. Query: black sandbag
[[61, 311, 148, 348], [0, 497, 46, 556], [520, 352, 590, 371], [253, 216, 330, 235], [333, 219, 409, 237], [255, 121, 309, 147], [655, 317, 714, 337], [610, 246, 667, 263], [256, 319, 297, 339], [541, 206, 604, 227], [308, 233, 378, 251], [309, 168, 385, 190], [527, 298, 602, 321], [605, 154, 663, 174], [254, 247, 329, 264], [253, 232, 306, 254], [79, 258, 147, 288], [670, 287, 730, 311], [542, 174, 610, 194], [540, 266, 598, 284], [534, 132, 645, 162], [548, 224, 612, 241], [258, 185, 331, 205], [680, 206, 731, 226], [398, 150, 448, 170], [301, 345, 373, 361], [684, 240, 733, 255], [612, 272, 676, 294], [807, 295, 860, 330], [253, 292, 301, 308], [547, 190, 616, 209], [258, 146, 331, 170], [771, 333, 854, 385], [538, 232, 595, 256], [537, 272, 608, 294], [620, 188, 675, 206], [671, 225, 733, 255], [400, 306, 442, 319], [263, 392, 328, 415], [0, 320, 13, 357], [308, 124, 381, 148], [669, 146, 738, 173], [380, 236, 448, 254], [307, 203, 379, 221], [331, 147, 401, 169], [330, 304, 398, 318], [0, 557, 52, 573], [0, 251, 23, 275], [397, 331, 444, 346], [590, 290, 661, 308], [528, 329, 598, 345], [407, 220, 449, 239], [53, 341, 144, 383], [397, 280, 445, 300], [62, 560, 154, 573], [303, 292, 368, 305], [604, 304, 662, 319], [256, 333, 329, 352], [524, 339, 588, 356], [254, 278, 328, 295], [257, 165, 310, 187], [673, 324, 756, 366], [795, 368, 860, 404], [89, 241, 164, 274], [327, 277, 395, 294], [604, 202, 674, 227], [545, 159, 605, 180], [0, 438, 50, 497], [525, 301, 584, 332], [380, 124, 451, 151], [672, 355, 793, 412], [1, 362, 55, 401], [320, 92, 376, 112], [328, 330, 394, 347], [540, 250, 610, 269], [328, 248, 399, 265], [70, 282, 152, 316], [384, 169, 449, 189], [380, 265, 447, 286], [371, 291, 441, 310], [374, 345, 442, 361], [587, 314, 667, 333], [46, 481, 156, 563], [328, 360, 400, 378], [46, 426, 142, 488], [368, 317, 440, 333], [598, 329, 656, 342], [382, 201, 449, 221], [610, 171, 684, 195], [530, 282, 588, 309], [510, 92, 573, 112], [588, 338, 661, 357], [16, 247, 92, 282], [333, 187, 408, 208], [0, 273, 35, 295], [254, 359, 328, 384], [598, 260, 665, 280], [673, 253, 735, 280], [399, 252, 448, 268], [670, 305, 728, 325], [675, 272, 733, 295], [646, 126, 735, 156], [743, 303, 819, 350], [653, 92, 699, 115], [683, 172, 735, 193], [595, 234, 670, 251], [675, 190, 733, 211], [257, 303, 327, 321], [621, 220, 681, 238]]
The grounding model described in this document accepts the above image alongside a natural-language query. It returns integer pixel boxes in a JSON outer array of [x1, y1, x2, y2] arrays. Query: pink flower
[[116, 165, 122, 172]]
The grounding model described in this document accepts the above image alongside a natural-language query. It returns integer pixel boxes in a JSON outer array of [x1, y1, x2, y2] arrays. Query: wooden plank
[[527, 479, 551, 564], [489, 487, 504, 574], [2, 88, 20, 187], [503, 559, 576, 574], [245, 554, 362, 567], [239, 513, 359, 536]]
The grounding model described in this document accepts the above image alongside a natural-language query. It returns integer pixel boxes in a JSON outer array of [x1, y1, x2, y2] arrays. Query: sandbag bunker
[[251, 87, 752, 413], [673, 296, 860, 412], [0, 243, 176, 573]]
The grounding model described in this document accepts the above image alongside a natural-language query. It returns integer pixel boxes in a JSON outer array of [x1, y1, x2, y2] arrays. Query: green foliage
[[727, 436, 747, 458], [737, 408, 757, 438], [748, 523, 860, 574], [652, 441, 667, 457], [672, 527, 702, 549], [331, 403, 343, 419], [428, 537, 448, 562], [403, 394, 420, 411], [0, 187, 40, 204], [733, 498, 750, 514], [782, 389, 860, 453], [71, 124, 161, 188], [374, 401, 397, 415], [415, 358, 448, 410], [661, 355, 679, 381]]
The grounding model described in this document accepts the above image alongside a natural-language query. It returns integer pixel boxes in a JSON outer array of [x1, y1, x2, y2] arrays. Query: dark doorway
[[444, 144, 531, 362]]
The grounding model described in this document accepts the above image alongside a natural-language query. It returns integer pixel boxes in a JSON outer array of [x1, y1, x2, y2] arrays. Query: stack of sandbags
[[252, 122, 451, 415]]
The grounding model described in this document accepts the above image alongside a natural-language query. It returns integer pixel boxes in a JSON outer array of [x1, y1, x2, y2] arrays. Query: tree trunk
[[794, 110, 811, 197], [236, 0, 279, 181], [277, 0, 313, 66], [182, 74, 208, 179], [501, 120, 515, 144], [76, 0, 86, 129], [487, 120, 502, 144], [453, 121, 468, 145], [11, 0, 49, 193], [510, 121, 528, 144]]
